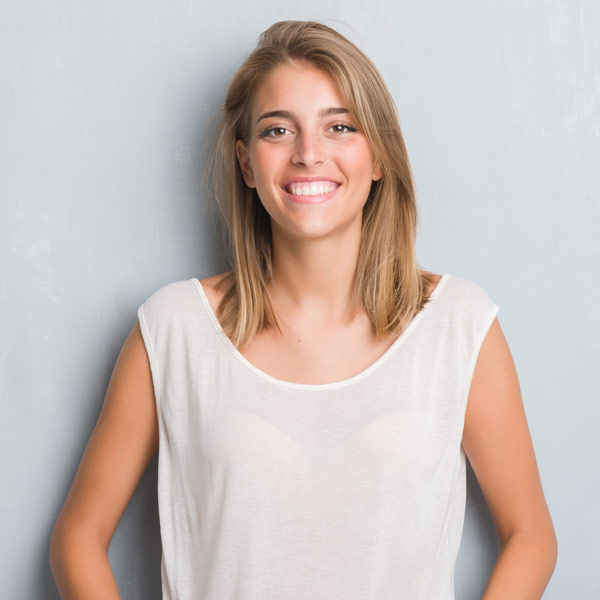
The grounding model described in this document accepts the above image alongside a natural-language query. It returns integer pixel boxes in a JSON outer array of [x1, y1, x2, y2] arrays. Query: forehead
[[250, 62, 347, 119]]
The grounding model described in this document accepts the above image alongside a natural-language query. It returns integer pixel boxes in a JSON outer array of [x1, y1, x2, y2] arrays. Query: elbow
[[538, 515, 559, 574], [500, 521, 558, 577], [547, 526, 559, 574], [48, 522, 66, 575], [540, 529, 558, 588], [524, 525, 559, 578], [48, 518, 77, 575]]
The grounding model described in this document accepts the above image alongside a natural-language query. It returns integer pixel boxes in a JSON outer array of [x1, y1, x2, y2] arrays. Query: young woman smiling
[[49, 20, 557, 600]]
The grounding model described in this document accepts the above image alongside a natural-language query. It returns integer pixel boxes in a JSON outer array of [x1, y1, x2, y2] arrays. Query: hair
[[203, 19, 437, 350]]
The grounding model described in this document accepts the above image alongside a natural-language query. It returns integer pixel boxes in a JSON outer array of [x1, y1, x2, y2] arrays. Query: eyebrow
[[256, 107, 350, 125]]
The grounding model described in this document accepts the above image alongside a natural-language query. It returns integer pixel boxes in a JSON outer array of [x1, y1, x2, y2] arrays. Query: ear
[[372, 159, 383, 182], [235, 139, 256, 188]]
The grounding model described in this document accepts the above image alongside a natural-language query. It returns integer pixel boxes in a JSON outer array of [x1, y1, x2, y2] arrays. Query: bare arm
[[49, 320, 159, 599], [462, 317, 558, 599]]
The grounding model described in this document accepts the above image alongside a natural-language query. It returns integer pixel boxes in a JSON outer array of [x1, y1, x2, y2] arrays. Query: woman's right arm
[[49, 320, 159, 599]]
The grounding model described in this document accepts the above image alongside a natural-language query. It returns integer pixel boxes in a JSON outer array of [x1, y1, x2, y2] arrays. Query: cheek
[[249, 149, 284, 212], [251, 146, 281, 185], [341, 143, 375, 174]]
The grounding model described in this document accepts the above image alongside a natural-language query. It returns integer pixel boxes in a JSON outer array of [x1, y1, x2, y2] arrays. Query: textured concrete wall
[[2, 1, 598, 597]]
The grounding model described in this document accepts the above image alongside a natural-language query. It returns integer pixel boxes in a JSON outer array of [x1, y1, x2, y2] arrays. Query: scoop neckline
[[190, 273, 450, 391]]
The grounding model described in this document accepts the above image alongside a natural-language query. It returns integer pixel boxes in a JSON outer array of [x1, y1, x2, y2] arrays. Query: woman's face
[[235, 61, 382, 241]]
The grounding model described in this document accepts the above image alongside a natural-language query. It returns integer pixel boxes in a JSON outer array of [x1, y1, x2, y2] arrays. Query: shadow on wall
[[455, 458, 501, 599]]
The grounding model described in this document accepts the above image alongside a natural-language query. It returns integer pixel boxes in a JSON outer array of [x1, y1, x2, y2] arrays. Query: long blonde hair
[[203, 20, 437, 350]]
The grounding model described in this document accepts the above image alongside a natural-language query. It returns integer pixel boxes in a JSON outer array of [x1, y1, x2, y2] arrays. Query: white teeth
[[287, 182, 338, 196]]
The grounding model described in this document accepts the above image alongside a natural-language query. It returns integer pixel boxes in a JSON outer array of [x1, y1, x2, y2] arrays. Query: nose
[[290, 130, 326, 168]]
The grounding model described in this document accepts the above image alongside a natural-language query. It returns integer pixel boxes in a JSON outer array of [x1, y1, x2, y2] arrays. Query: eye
[[329, 122, 357, 134], [259, 126, 290, 138]]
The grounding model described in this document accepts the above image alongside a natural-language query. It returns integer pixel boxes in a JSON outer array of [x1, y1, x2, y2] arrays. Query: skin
[[49, 60, 557, 598]]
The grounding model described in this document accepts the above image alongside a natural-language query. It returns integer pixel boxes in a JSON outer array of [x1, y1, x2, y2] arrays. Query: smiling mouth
[[282, 182, 340, 204], [284, 181, 340, 196]]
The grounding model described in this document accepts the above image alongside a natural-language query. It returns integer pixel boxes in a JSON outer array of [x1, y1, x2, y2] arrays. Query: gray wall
[[2, 1, 598, 598]]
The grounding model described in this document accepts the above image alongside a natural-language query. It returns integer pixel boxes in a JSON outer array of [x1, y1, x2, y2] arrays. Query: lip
[[281, 181, 341, 205]]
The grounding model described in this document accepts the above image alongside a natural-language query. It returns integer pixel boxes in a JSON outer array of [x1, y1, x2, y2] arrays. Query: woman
[[50, 20, 557, 599]]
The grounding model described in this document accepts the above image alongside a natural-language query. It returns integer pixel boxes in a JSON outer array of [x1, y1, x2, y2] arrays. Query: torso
[[199, 271, 442, 386]]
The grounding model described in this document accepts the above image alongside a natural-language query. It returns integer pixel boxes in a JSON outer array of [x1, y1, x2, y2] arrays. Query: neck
[[266, 220, 362, 326]]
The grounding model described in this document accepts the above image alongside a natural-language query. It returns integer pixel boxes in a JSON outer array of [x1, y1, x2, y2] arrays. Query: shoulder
[[138, 275, 209, 324], [420, 270, 443, 299], [440, 273, 498, 316], [140, 278, 193, 308], [196, 270, 233, 314], [423, 272, 500, 353]]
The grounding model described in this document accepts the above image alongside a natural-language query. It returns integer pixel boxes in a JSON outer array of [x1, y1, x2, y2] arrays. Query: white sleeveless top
[[137, 272, 499, 600]]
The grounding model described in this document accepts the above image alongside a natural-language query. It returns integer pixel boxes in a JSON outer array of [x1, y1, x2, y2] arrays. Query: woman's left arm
[[462, 317, 558, 599]]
